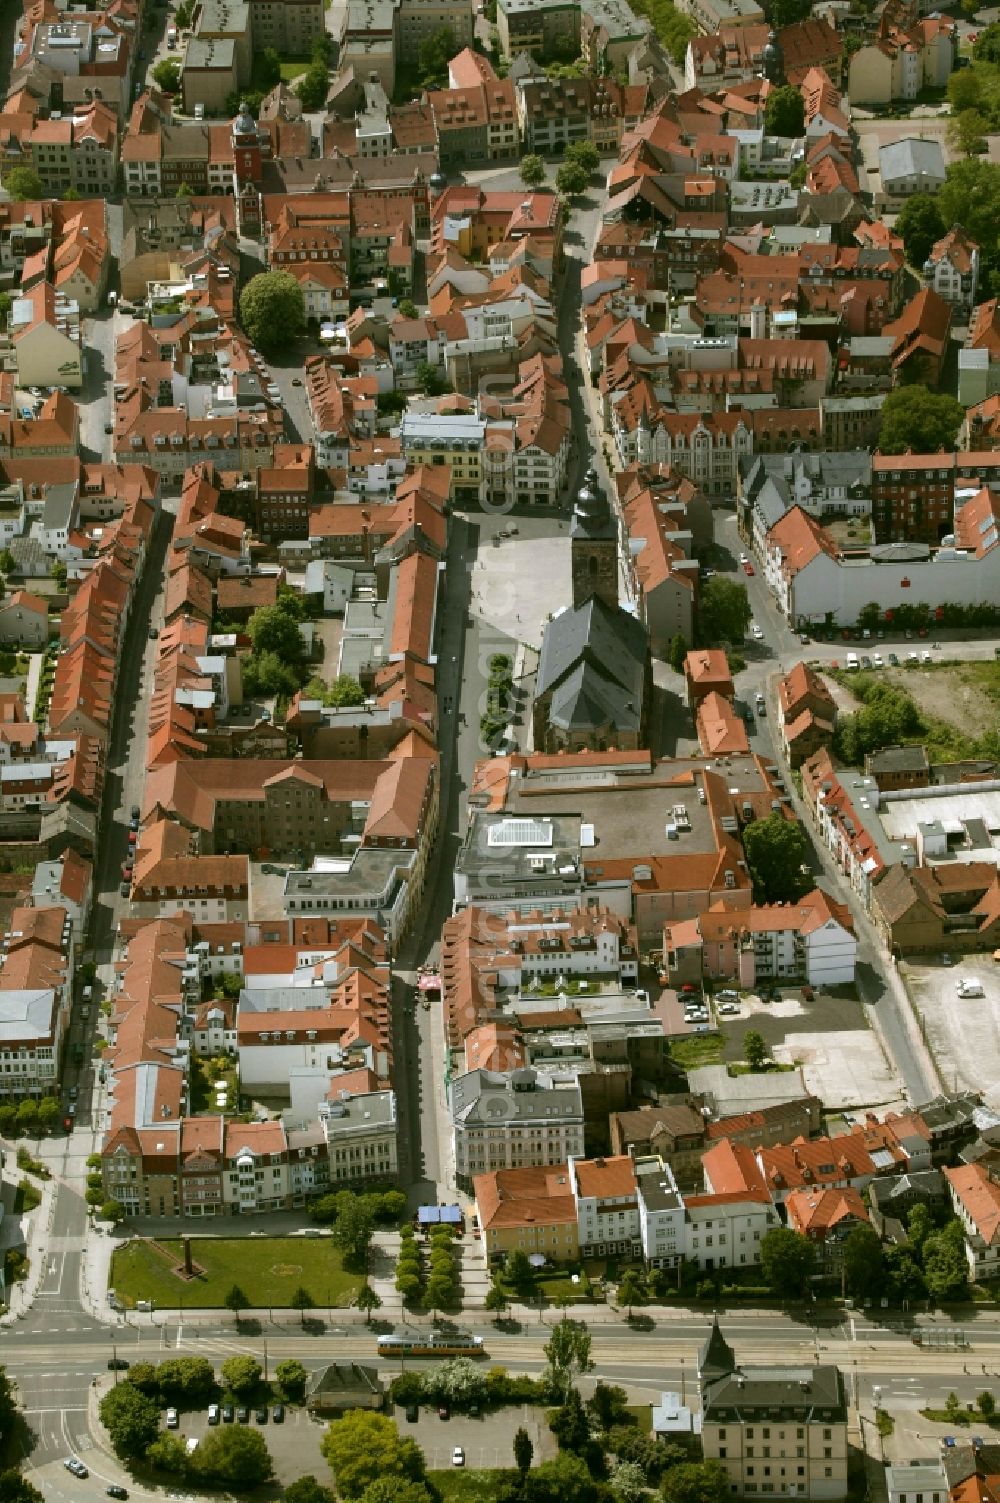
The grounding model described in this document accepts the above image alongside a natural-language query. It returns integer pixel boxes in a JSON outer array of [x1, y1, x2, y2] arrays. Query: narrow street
[[23, 501, 178, 1341]]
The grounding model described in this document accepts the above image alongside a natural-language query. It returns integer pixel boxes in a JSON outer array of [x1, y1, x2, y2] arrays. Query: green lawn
[[668, 1033, 723, 1069], [624, 1403, 652, 1434], [429, 1470, 517, 1502], [279, 59, 309, 80], [110, 1237, 362, 1310]]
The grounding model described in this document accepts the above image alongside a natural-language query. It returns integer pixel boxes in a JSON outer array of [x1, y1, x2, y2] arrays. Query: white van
[[846, 652, 859, 670]]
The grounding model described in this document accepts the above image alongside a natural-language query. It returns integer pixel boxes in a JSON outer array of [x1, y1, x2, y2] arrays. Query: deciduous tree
[[543, 1316, 594, 1400], [320, 1411, 425, 1500], [764, 84, 804, 137], [239, 270, 305, 354], [698, 575, 751, 646], [275, 1359, 308, 1402], [742, 813, 810, 903], [519, 154, 546, 188], [221, 1355, 262, 1399], [760, 1226, 815, 1298], [99, 1381, 161, 1463], [193, 1425, 273, 1486], [877, 384, 964, 456], [743, 1029, 767, 1071]]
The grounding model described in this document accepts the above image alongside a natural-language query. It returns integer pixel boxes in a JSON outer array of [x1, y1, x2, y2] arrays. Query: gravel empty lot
[[903, 958, 1000, 1108]]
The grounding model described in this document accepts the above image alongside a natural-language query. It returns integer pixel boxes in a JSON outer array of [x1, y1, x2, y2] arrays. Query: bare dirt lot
[[903, 957, 1000, 1108]]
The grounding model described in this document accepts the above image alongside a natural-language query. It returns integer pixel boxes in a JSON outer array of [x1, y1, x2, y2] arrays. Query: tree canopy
[[328, 1190, 375, 1269], [764, 84, 805, 138], [275, 1359, 308, 1401], [543, 1317, 594, 1401], [239, 270, 305, 355], [194, 1425, 273, 1486], [4, 168, 43, 202], [895, 195, 946, 269], [760, 1226, 816, 1298], [556, 160, 590, 198], [99, 1382, 161, 1462], [834, 678, 923, 765], [0, 1473, 44, 1503], [247, 602, 304, 663], [221, 1355, 262, 1398], [698, 576, 752, 646], [660, 1460, 732, 1503], [520, 154, 546, 188], [742, 813, 810, 903], [321, 1412, 426, 1499], [419, 26, 455, 85], [151, 59, 182, 93], [877, 384, 964, 456], [284, 1476, 336, 1503], [842, 1224, 886, 1298]]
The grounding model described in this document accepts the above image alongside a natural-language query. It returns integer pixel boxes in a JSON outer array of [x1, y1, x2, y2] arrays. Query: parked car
[[208, 1405, 221, 1425], [272, 1405, 285, 1423], [942, 953, 954, 966], [438, 1405, 450, 1420], [801, 985, 815, 1001], [222, 1405, 234, 1424], [237, 1408, 250, 1424], [255, 1407, 268, 1424], [166, 1409, 179, 1429], [405, 1405, 419, 1423], [888, 652, 900, 666], [718, 1002, 739, 1015], [119, 881, 130, 897], [452, 1449, 466, 1468], [743, 561, 755, 575]]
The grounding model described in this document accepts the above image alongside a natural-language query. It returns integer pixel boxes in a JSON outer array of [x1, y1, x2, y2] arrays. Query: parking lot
[[396, 1402, 557, 1473], [903, 957, 1000, 1108], [166, 1401, 330, 1486], [718, 988, 902, 1111], [158, 1398, 556, 1485]]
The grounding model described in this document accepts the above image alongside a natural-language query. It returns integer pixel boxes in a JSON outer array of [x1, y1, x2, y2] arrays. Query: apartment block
[[699, 1322, 849, 1501], [451, 1067, 585, 1188]]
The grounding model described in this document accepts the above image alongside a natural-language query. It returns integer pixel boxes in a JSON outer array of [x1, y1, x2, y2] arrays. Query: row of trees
[[394, 1222, 461, 1312], [0, 1096, 63, 1136], [757, 1209, 968, 1303]]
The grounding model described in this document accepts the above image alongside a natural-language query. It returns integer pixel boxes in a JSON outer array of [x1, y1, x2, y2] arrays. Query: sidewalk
[[0, 1167, 56, 1324]]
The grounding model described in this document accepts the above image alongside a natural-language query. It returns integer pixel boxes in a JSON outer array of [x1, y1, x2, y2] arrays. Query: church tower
[[232, 100, 263, 237], [762, 30, 785, 86], [571, 468, 618, 611]]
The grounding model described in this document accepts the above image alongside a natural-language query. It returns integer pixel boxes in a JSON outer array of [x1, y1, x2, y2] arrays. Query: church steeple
[[571, 468, 618, 611], [699, 1316, 736, 1384]]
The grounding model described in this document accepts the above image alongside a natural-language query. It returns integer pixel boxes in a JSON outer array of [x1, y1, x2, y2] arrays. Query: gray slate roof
[[537, 596, 647, 735]]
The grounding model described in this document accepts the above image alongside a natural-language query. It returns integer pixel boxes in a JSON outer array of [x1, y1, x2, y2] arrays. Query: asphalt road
[[12, 1304, 1000, 1486]]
